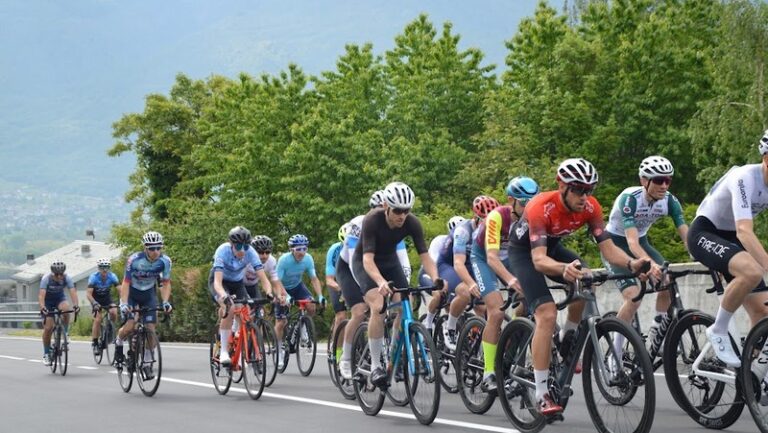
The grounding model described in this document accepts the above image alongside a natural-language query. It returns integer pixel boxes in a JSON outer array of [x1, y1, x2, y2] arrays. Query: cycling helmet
[[288, 234, 309, 248], [506, 176, 540, 200], [760, 129, 768, 156], [228, 226, 252, 244], [638, 156, 674, 178], [447, 216, 466, 232], [97, 257, 111, 268], [338, 223, 350, 242], [142, 231, 164, 247], [251, 235, 273, 252], [383, 182, 415, 209], [369, 190, 386, 208], [557, 158, 599, 185], [472, 195, 500, 218], [50, 260, 66, 274]]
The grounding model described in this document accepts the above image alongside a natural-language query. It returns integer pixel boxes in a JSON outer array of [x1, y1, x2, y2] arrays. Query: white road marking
[[0, 355, 25, 360]]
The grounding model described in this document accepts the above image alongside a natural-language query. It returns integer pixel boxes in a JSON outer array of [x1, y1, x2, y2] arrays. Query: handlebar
[[44, 309, 79, 323], [552, 261, 651, 311], [379, 283, 437, 314], [92, 303, 119, 317], [121, 306, 171, 325], [631, 261, 722, 302]]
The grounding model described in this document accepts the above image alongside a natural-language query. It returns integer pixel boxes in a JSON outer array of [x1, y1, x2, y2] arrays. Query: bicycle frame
[[387, 287, 433, 380]]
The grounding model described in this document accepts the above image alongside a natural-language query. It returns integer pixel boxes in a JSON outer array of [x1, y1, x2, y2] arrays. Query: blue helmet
[[506, 176, 539, 200], [287, 234, 309, 248]]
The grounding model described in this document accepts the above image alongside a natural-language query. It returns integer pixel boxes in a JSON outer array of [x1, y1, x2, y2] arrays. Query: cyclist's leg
[[58, 300, 71, 333], [338, 258, 365, 370], [470, 249, 505, 388], [42, 297, 59, 358], [549, 244, 587, 339], [329, 286, 347, 353]]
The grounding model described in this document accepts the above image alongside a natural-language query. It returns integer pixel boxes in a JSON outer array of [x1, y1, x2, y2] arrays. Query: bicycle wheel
[[117, 343, 134, 393], [582, 317, 655, 433], [296, 316, 317, 376], [242, 324, 267, 400], [210, 329, 232, 395], [331, 320, 356, 400], [456, 316, 495, 414], [278, 323, 291, 374], [434, 314, 458, 393], [352, 322, 385, 416], [104, 320, 114, 366], [58, 329, 69, 376], [93, 326, 104, 365], [136, 329, 162, 397], [50, 326, 60, 374], [496, 318, 544, 433], [327, 321, 338, 387], [663, 311, 743, 429], [384, 324, 410, 407], [404, 322, 441, 425], [741, 317, 768, 433], [258, 319, 278, 387]]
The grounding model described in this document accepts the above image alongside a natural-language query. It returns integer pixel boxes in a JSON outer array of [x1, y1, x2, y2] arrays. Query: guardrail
[[0, 302, 43, 327]]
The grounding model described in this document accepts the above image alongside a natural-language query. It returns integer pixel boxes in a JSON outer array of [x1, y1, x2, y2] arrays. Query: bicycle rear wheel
[[331, 320, 355, 400], [456, 316, 495, 414], [352, 322, 385, 416], [583, 317, 655, 433], [210, 329, 232, 395], [296, 316, 317, 376], [384, 320, 409, 407], [278, 322, 291, 374], [434, 314, 458, 393], [327, 321, 339, 387], [117, 343, 134, 393], [136, 329, 162, 397], [663, 311, 743, 429], [58, 330, 68, 376], [242, 324, 267, 400], [741, 317, 768, 433], [258, 319, 278, 387], [404, 322, 440, 425]]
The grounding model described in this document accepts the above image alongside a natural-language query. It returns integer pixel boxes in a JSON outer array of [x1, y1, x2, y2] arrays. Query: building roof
[[12, 240, 123, 284]]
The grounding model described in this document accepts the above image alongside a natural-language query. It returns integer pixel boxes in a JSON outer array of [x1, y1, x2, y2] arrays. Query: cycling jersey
[[124, 252, 172, 292], [474, 206, 517, 260], [325, 242, 343, 277], [40, 273, 74, 298], [418, 235, 447, 286], [355, 208, 428, 257], [696, 164, 768, 231], [606, 186, 686, 237], [437, 218, 475, 266], [87, 271, 120, 296], [244, 254, 277, 286], [212, 242, 263, 282], [342, 214, 410, 277], [276, 252, 317, 290]]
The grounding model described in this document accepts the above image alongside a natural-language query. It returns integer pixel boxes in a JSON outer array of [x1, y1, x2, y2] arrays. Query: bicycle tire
[[257, 319, 278, 387], [136, 328, 162, 397], [740, 317, 768, 433], [384, 317, 410, 407], [583, 317, 655, 433], [117, 341, 134, 393], [296, 316, 317, 376], [327, 321, 338, 387], [59, 329, 68, 376], [50, 326, 60, 374], [404, 322, 441, 425], [278, 322, 292, 374], [663, 311, 743, 429], [93, 329, 104, 365], [242, 324, 266, 400], [456, 316, 495, 414], [210, 329, 232, 395], [433, 314, 458, 393], [104, 320, 114, 366], [331, 320, 356, 400], [352, 322, 385, 416]]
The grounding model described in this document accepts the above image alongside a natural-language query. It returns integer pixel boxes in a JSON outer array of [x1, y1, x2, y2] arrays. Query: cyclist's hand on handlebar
[[162, 301, 173, 313], [73, 305, 81, 314], [91, 301, 101, 312], [629, 258, 653, 280], [434, 278, 446, 292], [506, 276, 523, 294], [119, 302, 130, 317], [317, 295, 326, 306], [562, 260, 583, 283], [40, 306, 48, 315], [468, 282, 482, 298], [377, 281, 393, 297]]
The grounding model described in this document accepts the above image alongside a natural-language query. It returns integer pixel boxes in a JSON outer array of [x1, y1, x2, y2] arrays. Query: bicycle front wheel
[[352, 322, 385, 416], [50, 326, 60, 374], [434, 314, 458, 393], [497, 318, 544, 433], [58, 330, 69, 376], [104, 321, 115, 366], [136, 329, 162, 397], [331, 320, 355, 400], [456, 316, 495, 414], [210, 328, 232, 395], [739, 316, 768, 433], [583, 317, 655, 433], [404, 322, 441, 425], [296, 316, 317, 376], [242, 324, 267, 400], [258, 319, 278, 387]]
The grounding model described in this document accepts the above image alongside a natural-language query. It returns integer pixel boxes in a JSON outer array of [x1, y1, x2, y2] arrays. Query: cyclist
[[246, 235, 285, 302], [326, 224, 350, 362], [86, 257, 120, 356], [508, 159, 654, 415], [440, 195, 500, 350], [421, 216, 466, 332], [38, 260, 80, 365], [115, 231, 173, 380], [688, 131, 768, 369], [603, 156, 688, 355], [351, 181, 444, 387], [470, 176, 539, 392], [275, 234, 325, 369], [210, 226, 273, 367]]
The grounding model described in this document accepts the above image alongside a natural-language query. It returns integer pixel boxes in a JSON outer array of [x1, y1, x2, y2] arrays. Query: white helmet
[[142, 231, 164, 247], [759, 129, 768, 156], [97, 257, 111, 268], [447, 216, 466, 232], [383, 182, 415, 209], [557, 158, 599, 185], [638, 156, 674, 178], [369, 190, 386, 208]]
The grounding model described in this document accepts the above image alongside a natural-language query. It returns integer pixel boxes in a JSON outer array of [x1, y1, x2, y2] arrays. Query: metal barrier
[[0, 302, 42, 327]]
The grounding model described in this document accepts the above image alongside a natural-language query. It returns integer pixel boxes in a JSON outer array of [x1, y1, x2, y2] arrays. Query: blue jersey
[[87, 271, 120, 295], [277, 252, 317, 289], [326, 242, 343, 277], [124, 252, 172, 292], [212, 242, 263, 282], [40, 273, 74, 297], [437, 219, 474, 267]]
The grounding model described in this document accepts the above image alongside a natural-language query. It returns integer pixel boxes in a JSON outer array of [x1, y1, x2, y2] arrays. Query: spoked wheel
[[434, 315, 458, 393], [278, 325, 291, 374], [663, 311, 744, 429], [117, 343, 134, 393], [258, 319, 278, 387], [296, 316, 317, 376], [583, 317, 655, 433], [496, 318, 544, 433], [210, 330, 232, 395], [327, 321, 339, 387], [331, 320, 355, 400], [50, 327, 61, 374], [403, 322, 441, 425], [383, 321, 410, 407], [136, 329, 162, 397], [242, 324, 267, 400], [741, 317, 768, 433], [456, 316, 495, 414], [58, 330, 69, 376], [352, 322, 385, 416]]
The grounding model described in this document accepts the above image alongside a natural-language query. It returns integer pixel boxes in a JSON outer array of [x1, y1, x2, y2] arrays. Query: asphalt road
[[0, 335, 760, 433]]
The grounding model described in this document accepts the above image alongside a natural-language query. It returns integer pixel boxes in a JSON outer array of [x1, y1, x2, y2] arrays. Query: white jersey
[[428, 235, 447, 263], [244, 254, 278, 286], [696, 164, 768, 231]]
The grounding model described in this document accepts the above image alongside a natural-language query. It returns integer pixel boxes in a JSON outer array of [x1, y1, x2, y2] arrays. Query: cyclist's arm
[[68, 286, 79, 307], [735, 219, 768, 270], [326, 275, 340, 292], [213, 270, 227, 300], [119, 279, 129, 304], [396, 243, 412, 280], [420, 251, 439, 282], [38, 288, 46, 311], [86, 286, 96, 304], [677, 224, 690, 250], [598, 238, 645, 273], [624, 227, 651, 262], [363, 252, 387, 287], [255, 269, 273, 297], [668, 194, 689, 250], [310, 276, 323, 298], [453, 252, 476, 288], [531, 245, 571, 277], [487, 248, 515, 286], [159, 279, 171, 304]]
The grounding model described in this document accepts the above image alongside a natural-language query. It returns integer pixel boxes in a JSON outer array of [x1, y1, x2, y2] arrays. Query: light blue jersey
[[212, 242, 263, 282], [124, 252, 172, 292], [87, 271, 120, 295], [277, 252, 317, 289], [40, 273, 74, 296], [326, 242, 343, 277]]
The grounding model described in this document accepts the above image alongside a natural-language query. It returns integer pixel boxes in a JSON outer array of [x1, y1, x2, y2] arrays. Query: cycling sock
[[63, 324, 69, 335], [482, 341, 497, 375], [424, 312, 435, 327], [369, 337, 385, 370], [612, 334, 625, 360], [534, 369, 549, 400], [115, 337, 123, 346], [711, 306, 734, 335], [446, 314, 458, 331], [336, 347, 342, 361], [559, 320, 578, 341], [231, 319, 240, 334], [144, 349, 152, 362], [220, 329, 231, 352], [341, 342, 353, 362]]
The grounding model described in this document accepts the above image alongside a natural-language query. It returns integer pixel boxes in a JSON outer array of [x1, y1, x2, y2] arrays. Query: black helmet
[[50, 260, 66, 274], [251, 235, 274, 252], [228, 226, 252, 244]]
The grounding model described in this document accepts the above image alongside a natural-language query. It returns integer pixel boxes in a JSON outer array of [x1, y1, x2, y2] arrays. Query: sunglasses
[[257, 250, 271, 255], [517, 198, 530, 207], [233, 243, 250, 251], [98, 266, 110, 270], [292, 246, 308, 252], [650, 177, 672, 186], [391, 207, 411, 215], [53, 272, 64, 277], [568, 186, 595, 196], [146, 246, 163, 252]]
